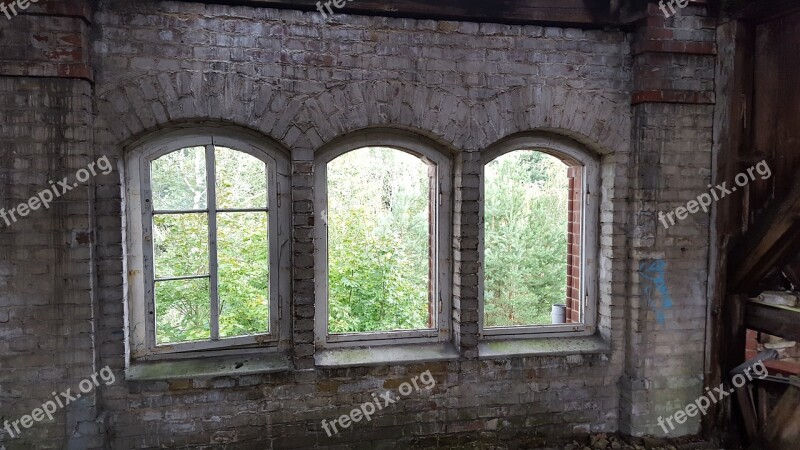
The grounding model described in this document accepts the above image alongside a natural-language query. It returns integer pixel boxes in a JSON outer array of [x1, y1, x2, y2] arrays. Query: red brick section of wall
[[746, 328, 760, 360], [566, 166, 582, 324], [630, 3, 716, 106], [746, 328, 800, 361], [0, 0, 92, 81]]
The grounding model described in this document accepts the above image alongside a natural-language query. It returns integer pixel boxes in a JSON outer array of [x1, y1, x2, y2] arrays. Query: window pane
[[327, 147, 432, 334], [215, 147, 268, 210], [151, 147, 207, 210], [153, 213, 209, 279], [484, 151, 570, 327], [155, 278, 210, 345], [218, 211, 270, 338]]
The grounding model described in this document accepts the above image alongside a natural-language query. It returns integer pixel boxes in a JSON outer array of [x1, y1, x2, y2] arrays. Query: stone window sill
[[315, 342, 460, 368], [126, 352, 292, 381], [477, 335, 610, 359]]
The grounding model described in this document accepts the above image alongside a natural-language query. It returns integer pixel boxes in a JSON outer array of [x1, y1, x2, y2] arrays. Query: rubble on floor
[[560, 433, 724, 450]]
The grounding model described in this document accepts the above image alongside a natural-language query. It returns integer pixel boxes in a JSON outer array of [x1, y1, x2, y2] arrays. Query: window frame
[[314, 132, 453, 349], [125, 127, 291, 360], [479, 134, 599, 339]]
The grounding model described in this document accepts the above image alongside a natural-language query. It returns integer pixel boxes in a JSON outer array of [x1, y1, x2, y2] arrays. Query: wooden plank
[[185, 0, 615, 25], [731, 0, 800, 23], [745, 301, 800, 342], [764, 359, 800, 377], [734, 384, 759, 440], [708, 19, 755, 435], [729, 177, 800, 294], [763, 381, 800, 450]]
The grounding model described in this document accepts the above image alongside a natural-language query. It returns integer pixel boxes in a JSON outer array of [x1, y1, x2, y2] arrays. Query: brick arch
[[294, 80, 474, 151], [96, 76, 473, 152], [95, 72, 299, 148], [479, 84, 629, 155]]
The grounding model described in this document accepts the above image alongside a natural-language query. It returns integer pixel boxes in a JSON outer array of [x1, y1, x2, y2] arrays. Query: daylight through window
[[149, 145, 271, 345], [483, 150, 583, 328], [326, 147, 434, 334]]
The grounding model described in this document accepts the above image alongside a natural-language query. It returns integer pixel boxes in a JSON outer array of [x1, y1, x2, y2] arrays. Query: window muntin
[[126, 130, 289, 359], [326, 147, 433, 334], [314, 135, 452, 348], [483, 150, 572, 327], [480, 136, 598, 338], [148, 144, 271, 346]]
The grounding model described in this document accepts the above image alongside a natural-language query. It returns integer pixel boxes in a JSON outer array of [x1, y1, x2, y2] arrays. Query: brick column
[[620, 2, 717, 437], [453, 151, 480, 358], [291, 158, 315, 369], [0, 1, 100, 447]]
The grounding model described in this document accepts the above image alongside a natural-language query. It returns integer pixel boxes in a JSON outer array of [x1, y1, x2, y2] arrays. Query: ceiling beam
[[185, 0, 617, 27], [746, 301, 800, 342]]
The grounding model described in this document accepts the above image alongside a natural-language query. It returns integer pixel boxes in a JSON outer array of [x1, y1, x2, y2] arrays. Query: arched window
[[125, 129, 290, 358], [480, 135, 599, 337], [314, 132, 452, 347]]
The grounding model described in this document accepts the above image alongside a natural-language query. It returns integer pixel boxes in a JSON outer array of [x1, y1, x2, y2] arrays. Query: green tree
[[327, 147, 431, 333], [150, 146, 270, 344], [484, 151, 570, 326]]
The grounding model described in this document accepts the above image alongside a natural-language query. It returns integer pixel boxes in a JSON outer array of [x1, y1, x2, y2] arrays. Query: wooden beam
[[183, 0, 616, 26], [728, 0, 800, 23], [729, 176, 800, 295], [745, 301, 800, 342], [764, 379, 800, 449], [707, 19, 755, 439]]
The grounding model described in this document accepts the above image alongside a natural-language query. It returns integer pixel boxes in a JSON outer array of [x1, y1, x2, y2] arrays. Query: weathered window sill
[[126, 352, 292, 381], [478, 335, 610, 359], [315, 342, 460, 368]]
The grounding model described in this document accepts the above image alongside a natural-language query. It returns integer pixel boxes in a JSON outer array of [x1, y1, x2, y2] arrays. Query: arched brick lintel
[[96, 74, 627, 156]]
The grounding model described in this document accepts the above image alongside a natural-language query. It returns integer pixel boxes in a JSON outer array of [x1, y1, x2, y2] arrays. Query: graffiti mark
[[639, 259, 673, 325]]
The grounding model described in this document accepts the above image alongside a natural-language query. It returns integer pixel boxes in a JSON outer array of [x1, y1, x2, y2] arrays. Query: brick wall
[[0, 0, 721, 447], [0, 1, 104, 448], [92, 3, 630, 446]]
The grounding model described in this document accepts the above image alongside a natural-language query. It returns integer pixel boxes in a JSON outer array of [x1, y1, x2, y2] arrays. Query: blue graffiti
[[639, 259, 673, 325]]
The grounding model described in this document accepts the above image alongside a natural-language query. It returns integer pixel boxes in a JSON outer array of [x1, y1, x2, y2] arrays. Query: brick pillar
[[292, 158, 316, 369], [620, 1, 716, 438], [0, 1, 99, 447], [566, 166, 583, 324], [453, 151, 480, 359]]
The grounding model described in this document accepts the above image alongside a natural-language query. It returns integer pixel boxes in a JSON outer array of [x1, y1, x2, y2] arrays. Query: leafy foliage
[[147, 145, 573, 342], [484, 151, 570, 326], [327, 147, 431, 333], [150, 147, 269, 345]]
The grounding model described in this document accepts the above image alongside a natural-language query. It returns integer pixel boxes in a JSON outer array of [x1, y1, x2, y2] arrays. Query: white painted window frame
[[314, 131, 453, 349], [479, 134, 600, 339], [125, 127, 291, 360]]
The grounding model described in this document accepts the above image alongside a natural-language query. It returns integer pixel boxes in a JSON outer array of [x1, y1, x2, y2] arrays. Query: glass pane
[[153, 213, 209, 279], [215, 147, 268, 210], [327, 147, 431, 334], [155, 278, 210, 345], [151, 147, 207, 210], [484, 151, 570, 327], [218, 212, 270, 338]]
